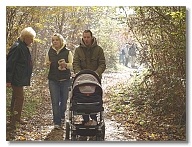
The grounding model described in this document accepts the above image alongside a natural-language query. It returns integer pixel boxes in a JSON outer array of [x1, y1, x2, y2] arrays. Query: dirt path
[[7, 67, 142, 141], [101, 68, 139, 141]]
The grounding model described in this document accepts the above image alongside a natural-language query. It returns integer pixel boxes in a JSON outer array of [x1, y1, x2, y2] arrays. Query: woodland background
[[6, 6, 186, 141]]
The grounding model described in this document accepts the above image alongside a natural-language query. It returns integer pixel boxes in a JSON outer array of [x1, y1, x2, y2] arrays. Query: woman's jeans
[[49, 79, 70, 126]]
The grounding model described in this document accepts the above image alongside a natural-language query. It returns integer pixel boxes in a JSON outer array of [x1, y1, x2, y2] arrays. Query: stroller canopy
[[73, 70, 101, 84], [72, 70, 102, 97], [71, 70, 103, 113]]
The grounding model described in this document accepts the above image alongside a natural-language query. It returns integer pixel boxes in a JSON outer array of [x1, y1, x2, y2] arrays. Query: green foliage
[[6, 6, 186, 141], [121, 6, 186, 125]]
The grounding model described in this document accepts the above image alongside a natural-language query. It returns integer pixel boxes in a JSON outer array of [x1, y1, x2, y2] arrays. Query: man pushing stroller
[[73, 30, 106, 126]]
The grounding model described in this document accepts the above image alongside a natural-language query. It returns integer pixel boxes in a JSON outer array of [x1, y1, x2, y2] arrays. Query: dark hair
[[83, 30, 92, 37]]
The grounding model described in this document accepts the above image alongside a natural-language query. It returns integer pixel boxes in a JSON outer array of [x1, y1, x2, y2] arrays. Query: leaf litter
[[6, 66, 186, 141]]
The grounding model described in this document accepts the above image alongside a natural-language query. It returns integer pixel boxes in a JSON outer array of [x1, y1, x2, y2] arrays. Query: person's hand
[[6, 82, 12, 88], [58, 59, 66, 70]]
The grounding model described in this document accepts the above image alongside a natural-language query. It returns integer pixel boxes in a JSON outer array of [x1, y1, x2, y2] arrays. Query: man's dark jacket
[[6, 38, 33, 86]]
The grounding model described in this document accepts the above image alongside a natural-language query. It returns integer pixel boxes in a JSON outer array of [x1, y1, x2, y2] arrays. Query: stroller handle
[[73, 69, 101, 84]]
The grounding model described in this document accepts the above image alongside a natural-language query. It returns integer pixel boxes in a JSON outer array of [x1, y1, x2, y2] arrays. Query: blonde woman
[[45, 33, 73, 130], [6, 27, 36, 130]]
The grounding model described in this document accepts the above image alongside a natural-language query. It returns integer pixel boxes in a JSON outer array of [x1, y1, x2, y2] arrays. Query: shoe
[[79, 136, 87, 141], [54, 125, 61, 130], [85, 120, 97, 126], [89, 136, 96, 141], [61, 119, 65, 127], [84, 120, 92, 126], [91, 120, 97, 126], [81, 121, 87, 125]]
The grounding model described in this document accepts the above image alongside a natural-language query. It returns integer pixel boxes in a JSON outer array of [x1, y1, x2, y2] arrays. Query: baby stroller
[[65, 70, 105, 141]]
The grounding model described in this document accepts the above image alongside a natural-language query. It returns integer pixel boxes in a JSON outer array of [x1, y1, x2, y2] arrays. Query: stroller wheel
[[96, 123, 105, 141], [71, 131, 77, 141], [96, 136, 101, 141], [101, 123, 105, 140], [65, 121, 70, 140], [71, 135, 77, 141]]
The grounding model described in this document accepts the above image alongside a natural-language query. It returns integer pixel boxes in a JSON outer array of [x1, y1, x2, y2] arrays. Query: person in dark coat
[[6, 27, 36, 130], [128, 43, 137, 68]]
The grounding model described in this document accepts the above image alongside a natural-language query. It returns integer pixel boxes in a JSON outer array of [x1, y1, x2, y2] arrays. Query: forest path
[[7, 66, 143, 141]]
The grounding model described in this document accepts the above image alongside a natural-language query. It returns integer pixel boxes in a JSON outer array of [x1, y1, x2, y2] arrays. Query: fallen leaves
[[104, 69, 186, 141], [6, 68, 186, 141]]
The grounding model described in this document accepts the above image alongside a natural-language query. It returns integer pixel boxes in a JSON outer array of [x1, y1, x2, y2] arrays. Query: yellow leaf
[[19, 136, 26, 141], [151, 133, 155, 137]]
